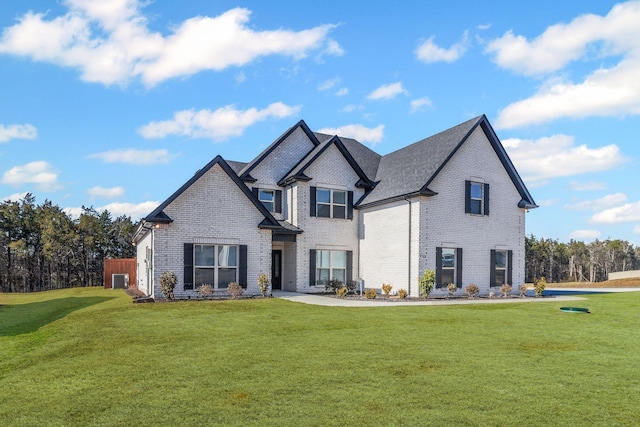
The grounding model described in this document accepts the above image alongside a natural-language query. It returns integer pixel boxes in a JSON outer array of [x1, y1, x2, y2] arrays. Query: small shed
[[104, 258, 137, 289]]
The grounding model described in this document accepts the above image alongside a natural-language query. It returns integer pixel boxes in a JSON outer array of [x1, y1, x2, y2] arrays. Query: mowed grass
[[1, 289, 639, 426]]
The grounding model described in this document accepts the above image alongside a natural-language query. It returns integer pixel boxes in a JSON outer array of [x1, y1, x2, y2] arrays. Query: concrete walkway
[[272, 290, 593, 307]]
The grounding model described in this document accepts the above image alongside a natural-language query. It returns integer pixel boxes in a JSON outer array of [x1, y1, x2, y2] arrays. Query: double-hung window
[[436, 247, 463, 288], [194, 244, 238, 289], [258, 189, 275, 212], [491, 249, 512, 287], [315, 250, 346, 286], [317, 188, 347, 219], [465, 180, 489, 216]]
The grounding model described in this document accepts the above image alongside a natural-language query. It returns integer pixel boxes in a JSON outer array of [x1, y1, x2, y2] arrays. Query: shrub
[[447, 283, 457, 296], [335, 286, 348, 297], [325, 279, 357, 294], [464, 284, 480, 299], [159, 271, 177, 300], [257, 272, 270, 297], [534, 277, 547, 297], [500, 284, 512, 298], [398, 289, 408, 299], [364, 288, 377, 299], [519, 284, 528, 297], [381, 283, 393, 295], [197, 284, 213, 297], [419, 269, 435, 297], [227, 282, 243, 299]]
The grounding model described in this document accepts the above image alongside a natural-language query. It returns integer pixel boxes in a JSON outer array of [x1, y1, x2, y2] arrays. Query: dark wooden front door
[[271, 250, 282, 290]]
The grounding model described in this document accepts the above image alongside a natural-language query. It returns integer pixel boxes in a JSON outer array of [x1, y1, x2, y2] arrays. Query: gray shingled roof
[[226, 160, 248, 175], [360, 116, 484, 206]]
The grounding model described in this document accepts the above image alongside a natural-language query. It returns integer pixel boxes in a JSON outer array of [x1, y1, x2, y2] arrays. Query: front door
[[271, 250, 282, 290]]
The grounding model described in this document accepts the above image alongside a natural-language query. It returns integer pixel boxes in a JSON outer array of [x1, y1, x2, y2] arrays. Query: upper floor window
[[317, 188, 346, 219], [252, 188, 282, 214], [465, 181, 489, 216], [258, 189, 275, 212]]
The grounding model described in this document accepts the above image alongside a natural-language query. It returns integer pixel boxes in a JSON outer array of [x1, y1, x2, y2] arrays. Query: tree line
[[525, 235, 640, 283], [0, 194, 137, 293]]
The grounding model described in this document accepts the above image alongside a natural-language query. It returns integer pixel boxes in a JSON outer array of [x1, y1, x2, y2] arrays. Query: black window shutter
[[309, 249, 316, 287], [239, 245, 247, 289], [483, 183, 490, 216], [347, 191, 354, 220], [435, 247, 443, 288], [490, 249, 496, 288], [252, 187, 258, 198], [464, 180, 471, 214], [507, 250, 513, 285], [310, 186, 317, 217], [184, 243, 194, 290], [456, 248, 463, 288], [346, 251, 353, 283], [275, 190, 282, 214]]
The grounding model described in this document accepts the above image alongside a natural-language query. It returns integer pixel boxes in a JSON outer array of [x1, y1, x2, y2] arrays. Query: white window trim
[[194, 244, 239, 290], [315, 249, 347, 286], [317, 188, 347, 219]]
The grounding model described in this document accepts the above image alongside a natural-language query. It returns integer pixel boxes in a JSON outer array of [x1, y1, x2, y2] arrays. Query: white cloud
[[138, 102, 301, 142], [502, 134, 626, 186], [318, 124, 384, 145], [565, 193, 627, 211], [567, 181, 607, 191], [416, 31, 469, 63], [342, 104, 360, 113], [88, 148, 173, 165], [569, 229, 602, 240], [335, 87, 349, 96], [367, 82, 408, 100], [2, 192, 28, 202], [87, 186, 125, 199], [0, 124, 37, 142], [0, 3, 340, 86], [65, 200, 159, 220], [410, 97, 433, 113], [318, 77, 340, 91], [590, 201, 640, 224], [1, 161, 61, 192], [487, 2, 640, 129]]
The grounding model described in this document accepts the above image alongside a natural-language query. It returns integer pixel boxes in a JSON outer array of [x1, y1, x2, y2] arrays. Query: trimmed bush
[[227, 282, 243, 299], [381, 283, 393, 295], [519, 284, 528, 297], [534, 277, 546, 297], [335, 286, 348, 297], [500, 284, 512, 298], [257, 272, 270, 297], [398, 289, 408, 299], [447, 283, 457, 297], [159, 271, 177, 300], [197, 284, 214, 297], [364, 288, 377, 299], [464, 284, 480, 299], [419, 269, 435, 297]]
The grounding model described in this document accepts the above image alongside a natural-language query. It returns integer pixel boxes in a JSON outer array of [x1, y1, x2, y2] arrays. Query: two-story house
[[133, 115, 536, 298]]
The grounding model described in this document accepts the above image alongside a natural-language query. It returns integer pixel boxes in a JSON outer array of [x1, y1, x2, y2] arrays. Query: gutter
[[403, 196, 412, 295]]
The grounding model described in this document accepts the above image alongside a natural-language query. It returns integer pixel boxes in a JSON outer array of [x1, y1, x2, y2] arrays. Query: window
[[316, 188, 347, 219], [465, 181, 489, 216], [194, 244, 238, 289], [258, 189, 275, 212], [491, 249, 512, 287], [315, 250, 347, 286], [436, 247, 462, 288]]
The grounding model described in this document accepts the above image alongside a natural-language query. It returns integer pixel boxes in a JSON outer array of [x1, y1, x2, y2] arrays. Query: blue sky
[[1, 0, 639, 243]]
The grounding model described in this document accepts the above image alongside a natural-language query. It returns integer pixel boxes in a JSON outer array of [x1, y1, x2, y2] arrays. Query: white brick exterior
[[360, 126, 526, 296], [135, 118, 532, 299]]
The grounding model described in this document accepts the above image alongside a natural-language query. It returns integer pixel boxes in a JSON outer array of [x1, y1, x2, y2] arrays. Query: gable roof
[[141, 155, 281, 228], [277, 135, 375, 189], [238, 120, 320, 182], [357, 115, 537, 209], [314, 132, 381, 182]]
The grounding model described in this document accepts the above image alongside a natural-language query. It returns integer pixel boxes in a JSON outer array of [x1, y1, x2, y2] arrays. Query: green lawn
[[1, 288, 639, 426]]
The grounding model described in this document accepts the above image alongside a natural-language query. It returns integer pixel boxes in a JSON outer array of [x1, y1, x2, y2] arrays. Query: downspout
[[150, 226, 155, 299], [403, 196, 412, 295]]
